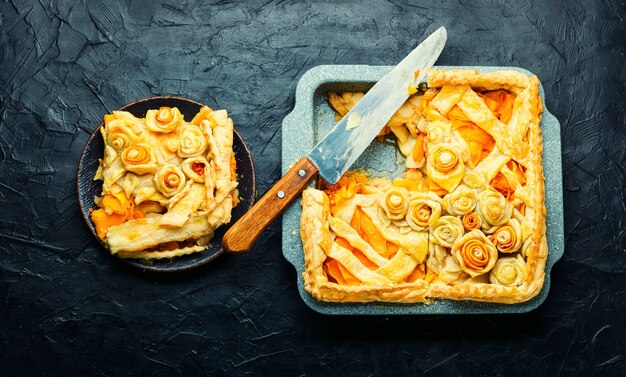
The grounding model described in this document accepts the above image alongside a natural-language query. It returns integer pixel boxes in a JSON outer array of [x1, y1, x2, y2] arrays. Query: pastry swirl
[[427, 121, 451, 144], [433, 145, 458, 172], [145, 107, 183, 133], [178, 124, 208, 158], [406, 193, 442, 231], [154, 164, 186, 197], [476, 189, 513, 229], [443, 184, 477, 216], [489, 255, 526, 287], [452, 230, 498, 277], [106, 121, 144, 152], [427, 143, 465, 192], [430, 215, 464, 248], [379, 187, 409, 220], [121, 144, 157, 175], [462, 212, 482, 231], [493, 218, 523, 253]]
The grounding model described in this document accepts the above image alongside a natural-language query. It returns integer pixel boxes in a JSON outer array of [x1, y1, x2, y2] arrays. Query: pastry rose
[[406, 192, 442, 231], [178, 124, 208, 158], [379, 187, 409, 220], [443, 184, 477, 216], [462, 212, 482, 230], [476, 189, 513, 230], [452, 230, 498, 277], [427, 143, 465, 192], [181, 157, 209, 183], [492, 218, 523, 253], [489, 255, 526, 287], [145, 107, 183, 133], [430, 215, 464, 248], [427, 121, 451, 144], [164, 137, 179, 154], [432, 145, 458, 172], [106, 122, 144, 152], [121, 144, 157, 175], [154, 164, 186, 197]]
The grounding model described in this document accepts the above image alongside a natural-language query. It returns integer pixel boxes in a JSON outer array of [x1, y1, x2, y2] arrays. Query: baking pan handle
[[223, 157, 318, 254]]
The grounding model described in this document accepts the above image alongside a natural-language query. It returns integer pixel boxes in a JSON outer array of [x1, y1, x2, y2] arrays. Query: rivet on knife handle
[[223, 157, 318, 254]]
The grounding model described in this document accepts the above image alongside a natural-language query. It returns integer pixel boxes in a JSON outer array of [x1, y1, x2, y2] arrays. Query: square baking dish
[[281, 65, 564, 315]]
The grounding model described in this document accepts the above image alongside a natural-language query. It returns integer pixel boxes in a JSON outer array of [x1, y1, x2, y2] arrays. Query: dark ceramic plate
[[77, 96, 256, 272]]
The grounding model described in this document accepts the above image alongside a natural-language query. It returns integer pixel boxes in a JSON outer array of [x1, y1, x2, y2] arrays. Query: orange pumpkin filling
[[455, 124, 495, 167], [190, 106, 213, 125], [91, 191, 142, 239], [191, 162, 205, 176], [394, 169, 425, 192], [478, 90, 516, 124], [412, 133, 425, 162], [324, 258, 360, 285], [321, 172, 368, 217], [490, 160, 526, 198], [412, 203, 432, 226], [405, 264, 426, 282]]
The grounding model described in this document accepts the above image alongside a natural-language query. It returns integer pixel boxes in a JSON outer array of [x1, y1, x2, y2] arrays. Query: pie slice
[[91, 106, 239, 259], [301, 69, 546, 304]]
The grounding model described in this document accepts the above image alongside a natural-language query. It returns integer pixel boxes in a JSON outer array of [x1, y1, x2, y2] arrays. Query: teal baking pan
[[281, 65, 564, 315]]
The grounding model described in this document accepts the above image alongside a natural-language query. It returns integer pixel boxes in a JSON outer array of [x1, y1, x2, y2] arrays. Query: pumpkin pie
[[300, 69, 546, 303]]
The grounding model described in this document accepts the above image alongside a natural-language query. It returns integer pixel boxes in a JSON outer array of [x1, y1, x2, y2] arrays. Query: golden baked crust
[[302, 69, 546, 304], [91, 106, 238, 259]]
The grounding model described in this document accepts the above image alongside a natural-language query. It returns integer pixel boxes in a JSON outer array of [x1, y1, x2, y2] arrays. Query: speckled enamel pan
[[281, 65, 564, 314], [77, 96, 256, 273]]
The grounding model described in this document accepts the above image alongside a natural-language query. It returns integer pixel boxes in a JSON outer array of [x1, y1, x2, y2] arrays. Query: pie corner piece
[[300, 68, 548, 305], [91, 106, 238, 260]]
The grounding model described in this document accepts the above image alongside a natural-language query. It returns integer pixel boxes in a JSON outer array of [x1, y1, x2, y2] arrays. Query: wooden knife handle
[[223, 157, 319, 254]]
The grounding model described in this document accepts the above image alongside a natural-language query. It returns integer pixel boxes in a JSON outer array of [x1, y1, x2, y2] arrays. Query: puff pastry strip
[[107, 215, 213, 254], [329, 216, 389, 267], [117, 245, 206, 260], [427, 69, 531, 93]]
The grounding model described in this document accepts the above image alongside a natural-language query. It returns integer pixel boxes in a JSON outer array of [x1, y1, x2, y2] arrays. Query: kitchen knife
[[223, 26, 447, 254]]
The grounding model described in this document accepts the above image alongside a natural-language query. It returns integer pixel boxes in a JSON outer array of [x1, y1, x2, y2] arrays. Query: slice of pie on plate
[[91, 106, 239, 260]]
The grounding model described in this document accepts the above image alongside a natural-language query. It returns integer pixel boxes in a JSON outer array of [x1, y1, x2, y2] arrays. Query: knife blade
[[223, 27, 447, 253], [308, 26, 447, 184]]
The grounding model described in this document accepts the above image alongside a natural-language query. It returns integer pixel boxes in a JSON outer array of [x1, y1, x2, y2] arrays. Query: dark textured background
[[1, 0, 625, 376]]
